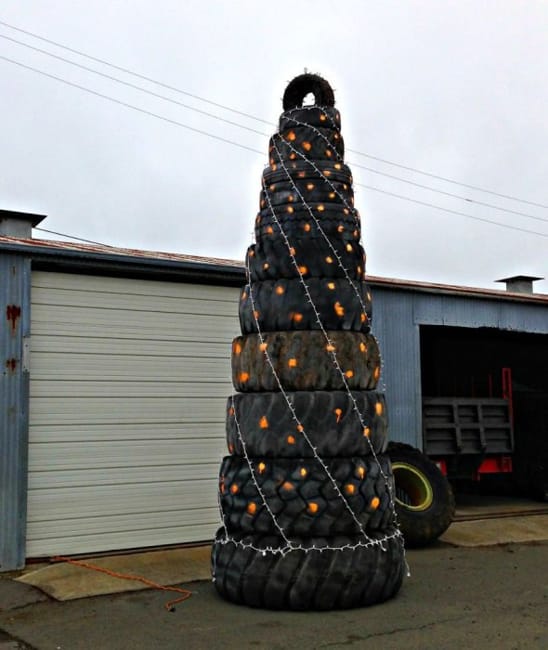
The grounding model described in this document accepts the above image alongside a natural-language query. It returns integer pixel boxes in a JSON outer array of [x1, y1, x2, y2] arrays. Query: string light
[[215, 101, 409, 579]]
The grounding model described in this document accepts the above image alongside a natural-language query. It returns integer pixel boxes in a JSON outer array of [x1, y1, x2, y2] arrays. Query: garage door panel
[[30, 354, 232, 382], [26, 520, 219, 556], [32, 286, 237, 317], [31, 381, 232, 398], [29, 422, 224, 443], [28, 479, 219, 519], [28, 462, 223, 489], [31, 337, 229, 358], [30, 396, 228, 425], [28, 271, 237, 556], [32, 271, 240, 302], [31, 305, 239, 341], [29, 440, 225, 471]]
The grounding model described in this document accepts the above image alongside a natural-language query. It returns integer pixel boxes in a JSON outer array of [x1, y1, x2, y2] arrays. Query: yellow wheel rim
[[392, 462, 434, 512]]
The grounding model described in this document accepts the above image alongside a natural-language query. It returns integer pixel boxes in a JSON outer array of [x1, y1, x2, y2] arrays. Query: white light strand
[[263, 135, 407, 556]]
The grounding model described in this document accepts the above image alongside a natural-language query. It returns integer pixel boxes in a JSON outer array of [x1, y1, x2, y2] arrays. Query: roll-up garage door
[[27, 270, 240, 556]]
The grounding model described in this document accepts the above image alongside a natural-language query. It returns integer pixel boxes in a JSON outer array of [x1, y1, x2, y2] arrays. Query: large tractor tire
[[387, 442, 455, 547], [219, 454, 395, 537], [239, 278, 371, 334], [232, 331, 381, 392], [246, 238, 366, 282], [226, 390, 388, 458], [212, 527, 405, 610]]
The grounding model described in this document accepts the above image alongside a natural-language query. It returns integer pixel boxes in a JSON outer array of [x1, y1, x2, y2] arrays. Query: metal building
[[1, 210, 547, 570]]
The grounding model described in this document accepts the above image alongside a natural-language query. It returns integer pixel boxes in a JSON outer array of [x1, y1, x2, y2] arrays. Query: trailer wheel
[[387, 442, 455, 547]]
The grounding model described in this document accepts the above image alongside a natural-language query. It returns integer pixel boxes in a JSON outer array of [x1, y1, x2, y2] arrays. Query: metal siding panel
[[0, 254, 30, 570], [372, 288, 422, 449], [27, 271, 239, 556], [414, 292, 548, 334]]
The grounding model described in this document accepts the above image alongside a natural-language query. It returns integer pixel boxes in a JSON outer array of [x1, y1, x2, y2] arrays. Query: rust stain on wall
[[6, 305, 21, 335]]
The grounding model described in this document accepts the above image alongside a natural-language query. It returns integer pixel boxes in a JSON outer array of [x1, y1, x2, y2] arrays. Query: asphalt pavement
[[1, 541, 547, 650]]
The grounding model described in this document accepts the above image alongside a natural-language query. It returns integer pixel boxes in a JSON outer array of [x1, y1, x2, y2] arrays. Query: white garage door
[[27, 270, 241, 557]]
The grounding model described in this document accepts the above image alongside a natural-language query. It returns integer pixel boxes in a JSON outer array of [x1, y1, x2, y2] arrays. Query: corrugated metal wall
[[371, 286, 548, 449]]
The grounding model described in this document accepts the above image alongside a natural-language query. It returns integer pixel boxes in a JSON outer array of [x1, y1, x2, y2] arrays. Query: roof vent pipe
[[495, 275, 544, 294], [0, 209, 46, 238]]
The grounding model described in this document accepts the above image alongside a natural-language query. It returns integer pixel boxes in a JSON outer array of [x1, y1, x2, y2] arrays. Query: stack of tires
[[211, 74, 406, 610]]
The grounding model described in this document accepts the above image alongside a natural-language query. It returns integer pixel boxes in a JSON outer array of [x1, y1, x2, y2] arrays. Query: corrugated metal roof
[[1, 234, 547, 305]]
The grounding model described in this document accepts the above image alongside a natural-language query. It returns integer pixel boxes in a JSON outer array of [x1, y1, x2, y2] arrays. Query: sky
[[1, 1, 547, 292]]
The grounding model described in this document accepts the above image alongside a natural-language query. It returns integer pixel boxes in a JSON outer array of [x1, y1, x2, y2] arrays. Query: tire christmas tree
[[211, 73, 406, 610]]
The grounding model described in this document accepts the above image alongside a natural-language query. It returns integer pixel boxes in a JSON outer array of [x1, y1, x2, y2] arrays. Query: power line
[[0, 19, 272, 126], [347, 148, 548, 210], [34, 227, 110, 246], [1, 18, 546, 210], [2, 31, 546, 225], [1, 54, 547, 241], [0, 54, 264, 155], [0, 33, 268, 137], [355, 184, 548, 238]]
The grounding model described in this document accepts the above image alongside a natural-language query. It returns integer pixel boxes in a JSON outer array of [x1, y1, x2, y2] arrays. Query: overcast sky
[[1, 1, 547, 292]]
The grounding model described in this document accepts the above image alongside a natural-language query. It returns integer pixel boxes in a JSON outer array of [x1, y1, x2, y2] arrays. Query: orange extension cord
[[52, 556, 192, 611]]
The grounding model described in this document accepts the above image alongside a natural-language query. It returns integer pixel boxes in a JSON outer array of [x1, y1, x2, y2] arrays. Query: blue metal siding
[[372, 288, 422, 449], [414, 294, 548, 333], [372, 287, 548, 452], [0, 253, 31, 571]]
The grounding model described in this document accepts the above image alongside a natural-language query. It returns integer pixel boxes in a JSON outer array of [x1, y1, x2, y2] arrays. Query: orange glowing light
[[327, 282, 335, 290], [303, 223, 311, 232], [248, 250, 255, 257], [325, 150, 332, 157], [337, 225, 344, 233], [266, 226, 274, 234], [269, 184, 275, 191], [374, 366, 381, 381], [326, 256, 333, 264], [346, 243, 353, 252], [334, 302, 345, 316], [287, 131, 296, 141], [307, 502, 319, 514], [326, 344, 336, 353], [289, 247, 296, 255], [360, 313, 367, 323], [334, 408, 342, 423], [263, 262, 270, 270], [371, 497, 380, 510], [292, 312, 303, 323], [288, 195, 294, 202], [230, 484, 239, 494], [317, 204, 325, 212], [259, 342, 268, 352], [247, 502, 257, 515], [258, 462, 266, 473], [282, 481, 294, 491], [306, 183, 315, 190], [259, 416, 269, 429], [375, 402, 384, 416], [345, 370, 354, 378], [320, 113, 327, 121], [228, 407, 235, 416], [302, 141, 312, 151], [360, 342, 367, 353], [357, 466, 366, 479], [363, 427, 371, 438], [288, 358, 298, 368], [253, 310, 260, 320], [239, 372, 249, 382], [345, 484, 356, 495], [289, 153, 296, 160], [241, 291, 247, 301], [287, 206, 294, 214], [233, 342, 242, 355], [323, 170, 331, 177], [329, 192, 336, 199], [344, 208, 350, 215], [334, 163, 342, 170], [296, 424, 304, 433], [298, 266, 308, 275], [300, 467, 307, 477], [298, 171, 306, 178], [287, 435, 296, 444], [275, 286, 285, 295]]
